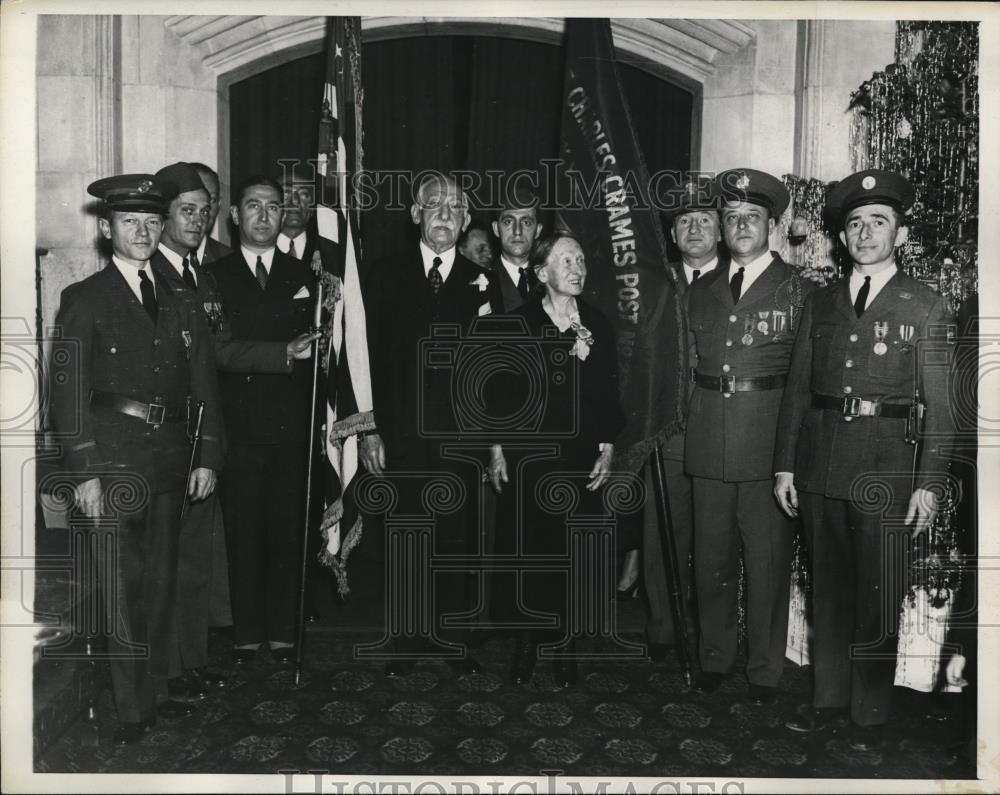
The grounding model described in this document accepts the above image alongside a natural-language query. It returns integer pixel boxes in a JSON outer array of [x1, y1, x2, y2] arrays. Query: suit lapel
[[106, 261, 156, 333], [710, 264, 734, 309], [833, 277, 856, 321], [736, 257, 783, 308], [860, 269, 902, 319]]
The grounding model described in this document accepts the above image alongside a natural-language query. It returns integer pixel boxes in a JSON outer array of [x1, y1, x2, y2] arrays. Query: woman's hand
[[489, 444, 508, 494], [587, 443, 614, 491]]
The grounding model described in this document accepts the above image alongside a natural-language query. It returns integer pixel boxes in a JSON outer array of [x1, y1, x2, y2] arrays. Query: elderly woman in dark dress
[[487, 234, 625, 687]]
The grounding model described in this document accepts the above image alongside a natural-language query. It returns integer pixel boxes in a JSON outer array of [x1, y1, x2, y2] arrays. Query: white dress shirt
[[277, 231, 308, 259], [850, 264, 897, 312], [420, 241, 456, 283], [728, 249, 774, 299], [241, 245, 276, 278], [195, 235, 208, 263], [157, 243, 197, 286], [500, 255, 531, 287], [112, 256, 156, 303], [683, 256, 718, 285]]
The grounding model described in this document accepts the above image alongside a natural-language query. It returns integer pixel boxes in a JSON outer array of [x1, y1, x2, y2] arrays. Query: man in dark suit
[[458, 225, 496, 270], [276, 173, 317, 265], [209, 175, 318, 666], [361, 174, 501, 676], [490, 190, 543, 312], [151, 163, 319, 690], [774, 170, 954, 750], [49, 173, 224, 745], [189, 162, 232, 264], [685, 169, 814, 704], [642, 180, 727, 661]]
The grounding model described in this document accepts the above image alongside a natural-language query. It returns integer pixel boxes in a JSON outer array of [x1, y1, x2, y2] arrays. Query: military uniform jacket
[[50, 263, 224, 491], [209, 250, 316, 447], [151, 251, 291, 375], [685, 254, 812, 481], [364, 248, 502, 460], [202, 236, 232, 265], [773, 270, 953, 500]]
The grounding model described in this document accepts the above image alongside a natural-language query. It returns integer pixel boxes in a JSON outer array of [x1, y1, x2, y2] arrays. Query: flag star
[[335, 43, 343, 59]]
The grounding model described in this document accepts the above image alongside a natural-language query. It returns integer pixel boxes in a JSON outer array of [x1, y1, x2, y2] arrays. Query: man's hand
[[800, 266, 829, 287], [188, 467, 217, 501], [488, 444, 508, 494], [904, 487, 939, 536], [75, 477, 102, 520], [586, 444, 614, 491], [286, 330, 322, 361], [774, 472, 799, 517], [360, 432, 386, 476]]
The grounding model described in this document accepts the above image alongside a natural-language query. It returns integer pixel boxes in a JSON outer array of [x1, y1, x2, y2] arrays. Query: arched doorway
[[228, 34, 695, 265]]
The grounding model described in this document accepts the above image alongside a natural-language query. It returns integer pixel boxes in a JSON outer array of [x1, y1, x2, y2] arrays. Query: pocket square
[[293, 286, 310, 299]]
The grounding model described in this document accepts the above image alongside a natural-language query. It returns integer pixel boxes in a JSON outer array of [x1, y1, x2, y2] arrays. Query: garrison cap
[[155, 162, 208, 195], [716, 168, 790, 218], [826, 169, 915, 225], [663, 177, 721, 219], [87, 173, 177, 214]]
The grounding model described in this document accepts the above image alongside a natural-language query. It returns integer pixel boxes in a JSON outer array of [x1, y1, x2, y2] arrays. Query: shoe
[[447, 655, 482, 676], [156, 700, 197, 720], [748, 683, 777, 706], [384, 658, 416, 678], [848, 723, 884, 751], [187, 667, 228, 689], [644, 632, 672, 662], [113, 719, 154, 746], [232, 647, 259, 666], [784, 704, 850, 733], [554, 655, 579, 688], [692, 671, 726, 693], [509, 632, 537, 684], [167, 675, 208, 702], [271, 646, 296, 666]]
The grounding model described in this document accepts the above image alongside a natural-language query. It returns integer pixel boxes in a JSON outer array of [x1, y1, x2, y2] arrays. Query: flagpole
[[294, 282, 324, 685], [649, 444, 693, 687]]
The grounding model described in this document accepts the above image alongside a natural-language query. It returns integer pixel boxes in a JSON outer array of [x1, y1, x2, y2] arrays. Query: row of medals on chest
[[731, 312, 914, 354]]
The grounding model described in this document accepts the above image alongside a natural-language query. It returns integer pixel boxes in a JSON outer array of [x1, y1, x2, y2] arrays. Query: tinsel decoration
[[778, 175, 845, 279], [848, 21, 978, 315]]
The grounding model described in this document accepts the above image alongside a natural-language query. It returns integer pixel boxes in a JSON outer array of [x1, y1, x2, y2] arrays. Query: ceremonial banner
[[314, 16, 373, 596], [558, 18, 686, 472]]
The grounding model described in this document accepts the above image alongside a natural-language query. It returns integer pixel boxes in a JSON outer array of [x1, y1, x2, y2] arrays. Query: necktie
[[854, 275, 871, 318], [182, 255, 197, 290], [256, 255, 268, 290], [516, 267, 530, 300], [729, 266, 745, 304], [429, 256, 443, 295], [288, 239, 296, 259], [138, 269, 158, 323], [692, 269, 701, 282]]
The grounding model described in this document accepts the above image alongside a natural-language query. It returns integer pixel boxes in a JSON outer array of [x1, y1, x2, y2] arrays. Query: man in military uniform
[[642, 178, 726, 661], [774, 169, 953, 750], [150, 162, 318, 696], [685, 169, 813, 703], [49, 174, 224, 745]]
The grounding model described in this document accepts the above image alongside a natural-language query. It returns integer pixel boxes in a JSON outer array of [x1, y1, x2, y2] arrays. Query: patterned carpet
[[37, 625, 974, 780]]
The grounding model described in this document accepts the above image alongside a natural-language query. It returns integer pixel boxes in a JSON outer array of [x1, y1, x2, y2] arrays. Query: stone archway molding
[[165, 15, 755, 86]]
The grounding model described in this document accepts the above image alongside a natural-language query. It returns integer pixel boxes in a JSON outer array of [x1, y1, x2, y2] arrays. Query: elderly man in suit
[[640, 179, 727, 661], [209, 175, 318, 667], [151, 162, 318, 690], [189, 162, 232, 264], [686, 169, 815, 704], [361, 173, 501, 677], [774, 170, 954, 750], [49, 173, 224, 745]]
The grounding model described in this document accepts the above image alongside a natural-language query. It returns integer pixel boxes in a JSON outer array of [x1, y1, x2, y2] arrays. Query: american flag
[[314, 16, 372, 597]]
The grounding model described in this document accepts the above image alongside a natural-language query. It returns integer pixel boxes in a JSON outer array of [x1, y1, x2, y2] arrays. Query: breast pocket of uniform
[[868, 339, 912, 381]]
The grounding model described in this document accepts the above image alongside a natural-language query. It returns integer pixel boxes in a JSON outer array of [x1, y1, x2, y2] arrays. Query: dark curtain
[[229, 34, 694, 269]]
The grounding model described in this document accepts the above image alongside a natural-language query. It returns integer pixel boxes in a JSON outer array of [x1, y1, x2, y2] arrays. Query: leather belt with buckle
[[692, 370, 787, 394], [811, 394, 910, 419], [90, 389, 189, 424]]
